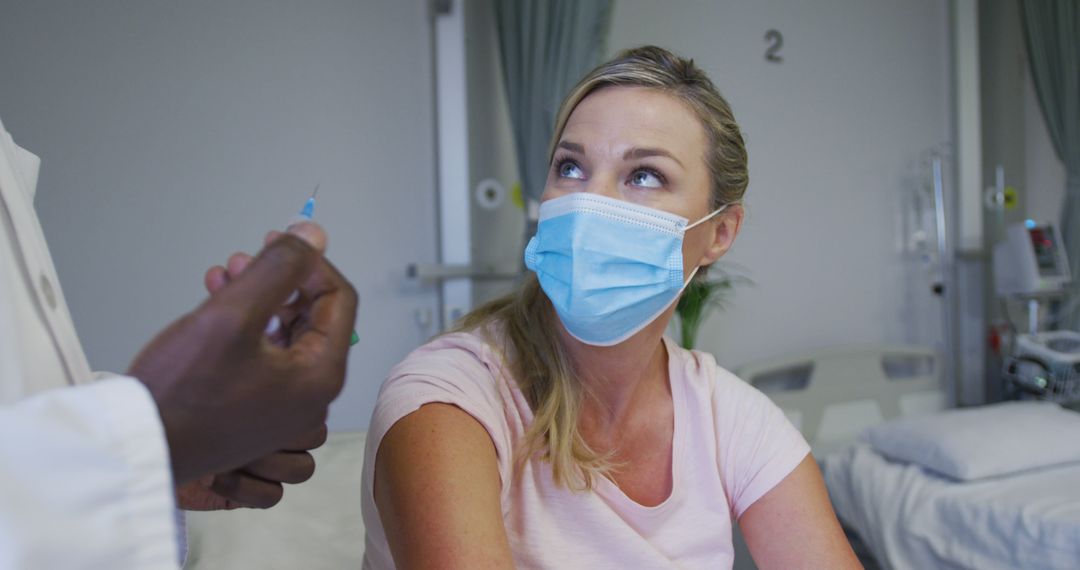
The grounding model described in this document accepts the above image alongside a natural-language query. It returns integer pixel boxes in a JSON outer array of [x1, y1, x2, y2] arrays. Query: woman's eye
[[630, 169, 663, 189], [558, 160, 585, 179]]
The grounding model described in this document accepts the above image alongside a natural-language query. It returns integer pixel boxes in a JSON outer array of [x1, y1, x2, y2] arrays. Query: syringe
[[293, 183, 319, 225], [269, 184, 359, 346]]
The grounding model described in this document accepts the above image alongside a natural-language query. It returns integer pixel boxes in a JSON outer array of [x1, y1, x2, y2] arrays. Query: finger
[[282, 423, 328, 451], [264, 314, 283, 337], [176, 475, 246, 511], [274, 290, 308, 328], [204, 266, 228, 294], [289, 257, 358, 369], [261, 289, 315, 347], [209, 471, 285, 509], [285, 221, 327, 254], [241, 451, 317, 485], [237, 247, 299, 342], [212, 231, 324, 333], [266, 222, 327, 254], [226, 252, 253, 279], [265, 311, 301, 348], [261, 223, 324, 313]]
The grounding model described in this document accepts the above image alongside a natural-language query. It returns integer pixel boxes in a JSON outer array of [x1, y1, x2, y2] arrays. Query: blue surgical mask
[[524, 193, 729, 346]]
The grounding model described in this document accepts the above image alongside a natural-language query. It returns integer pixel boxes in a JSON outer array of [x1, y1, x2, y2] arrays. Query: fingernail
[[286, 221, 326, 251], [265, 315, 281, 335], [285, 290, 300, 306]]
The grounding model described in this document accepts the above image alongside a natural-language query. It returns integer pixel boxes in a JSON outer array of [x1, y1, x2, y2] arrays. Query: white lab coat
[[0, 116, 180, 569]]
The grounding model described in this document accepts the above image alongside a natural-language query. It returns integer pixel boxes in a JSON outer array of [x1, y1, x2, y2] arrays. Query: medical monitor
[[993, 221, 1071, 296]]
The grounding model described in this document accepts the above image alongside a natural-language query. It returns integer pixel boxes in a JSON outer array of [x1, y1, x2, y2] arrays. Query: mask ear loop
[[684, 202, 737, 231], [681, 202, 739, 290]]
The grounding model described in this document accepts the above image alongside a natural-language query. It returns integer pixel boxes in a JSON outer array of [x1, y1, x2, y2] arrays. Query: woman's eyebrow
[[623, 147, 683, 167], [557, 141, 684, 168], [557, 141, 585, 154]]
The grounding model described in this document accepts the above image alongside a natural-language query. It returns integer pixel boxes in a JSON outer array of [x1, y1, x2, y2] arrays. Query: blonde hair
[[457, 45, 749, 490]]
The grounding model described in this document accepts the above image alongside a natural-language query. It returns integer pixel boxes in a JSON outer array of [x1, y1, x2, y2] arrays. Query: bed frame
[[736, 345, 947, 457]]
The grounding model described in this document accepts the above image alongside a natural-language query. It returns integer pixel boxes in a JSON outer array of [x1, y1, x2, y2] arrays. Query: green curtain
[[1020, 0, 1080, 327], [491, 0, 614, 235]]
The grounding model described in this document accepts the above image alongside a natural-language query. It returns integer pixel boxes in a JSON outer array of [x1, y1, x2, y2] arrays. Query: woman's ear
[[697, 204, 744, 267]]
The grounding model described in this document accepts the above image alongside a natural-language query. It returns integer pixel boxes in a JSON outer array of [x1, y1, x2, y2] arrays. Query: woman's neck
[[560, 307, 675, 433]]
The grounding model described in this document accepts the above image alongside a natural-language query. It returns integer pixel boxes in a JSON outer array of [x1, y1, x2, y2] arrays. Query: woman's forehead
[[561, 86, 706, 157]]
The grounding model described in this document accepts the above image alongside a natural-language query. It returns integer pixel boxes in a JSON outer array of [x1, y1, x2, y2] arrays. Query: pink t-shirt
[[361, 331, 809, 569]]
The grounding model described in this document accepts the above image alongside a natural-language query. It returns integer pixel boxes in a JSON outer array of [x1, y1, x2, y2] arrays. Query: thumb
[[212, 230, 323, 333], [280, 221, 328, 254]]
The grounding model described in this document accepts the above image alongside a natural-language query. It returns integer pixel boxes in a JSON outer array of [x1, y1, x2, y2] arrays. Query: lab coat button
[[39, 274, 57, 309]]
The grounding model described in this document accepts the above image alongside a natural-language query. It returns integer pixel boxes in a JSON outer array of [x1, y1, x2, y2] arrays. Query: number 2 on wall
[[765, 29, 783, 63]]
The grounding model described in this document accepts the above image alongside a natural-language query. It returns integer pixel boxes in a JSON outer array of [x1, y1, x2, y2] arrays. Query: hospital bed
[[738, 346, 1080, 570], [183, 346, 1080, 569], [183, 431, 368, 569]]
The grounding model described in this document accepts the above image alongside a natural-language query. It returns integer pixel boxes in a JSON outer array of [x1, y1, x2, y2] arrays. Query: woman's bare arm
[[373, 403, 515, 569], [738, 455, 862, 569]]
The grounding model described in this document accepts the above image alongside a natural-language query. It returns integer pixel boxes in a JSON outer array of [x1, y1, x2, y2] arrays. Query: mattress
[[824, 444, 1080, 570]]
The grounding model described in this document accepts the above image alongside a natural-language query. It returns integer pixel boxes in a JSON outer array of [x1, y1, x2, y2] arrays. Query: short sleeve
[[360, 332, 515, 569], [712, 368, 810, 519], [366, 332, 511, 468], [362, 331, 513, 491]]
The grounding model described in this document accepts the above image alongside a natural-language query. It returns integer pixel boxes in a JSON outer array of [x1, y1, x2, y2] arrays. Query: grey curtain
[[491, 0, 614, 235], [1020, 1, 1080, 327]]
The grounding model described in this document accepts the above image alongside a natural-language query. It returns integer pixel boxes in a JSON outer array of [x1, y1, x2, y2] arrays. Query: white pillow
[[861, 401, 1080, 481]]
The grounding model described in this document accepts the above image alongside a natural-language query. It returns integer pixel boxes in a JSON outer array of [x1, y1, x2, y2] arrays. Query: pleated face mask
[[524, 192, 729, 346]]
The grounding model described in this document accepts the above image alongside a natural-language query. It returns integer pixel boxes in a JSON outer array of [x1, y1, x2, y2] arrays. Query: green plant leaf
[[673, 264, 753, 349]]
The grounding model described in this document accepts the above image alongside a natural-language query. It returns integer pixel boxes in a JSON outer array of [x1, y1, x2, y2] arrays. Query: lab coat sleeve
[[0, 375, 180, 569]]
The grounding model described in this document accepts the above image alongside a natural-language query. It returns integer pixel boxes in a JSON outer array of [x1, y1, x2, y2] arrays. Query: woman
[[361, 46, 860, 569]]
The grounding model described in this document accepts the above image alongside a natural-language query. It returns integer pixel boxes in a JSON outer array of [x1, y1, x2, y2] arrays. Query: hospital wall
[[601, 0, 1069, 387], [0, 0, 442, 431], [462, 1, 961, 373], [606, 0, 955, 368], [603, 0, 1068, 386], [0, 0, 1070, 433]]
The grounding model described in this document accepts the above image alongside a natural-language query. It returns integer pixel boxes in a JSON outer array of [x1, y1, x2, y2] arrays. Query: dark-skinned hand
[[129, 222, 357, 487], [176, 425, 326, 510], [177, 228, 341, 510]]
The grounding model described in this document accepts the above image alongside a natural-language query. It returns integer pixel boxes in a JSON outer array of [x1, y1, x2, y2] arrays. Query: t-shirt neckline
[[593, 336, 687, 513]]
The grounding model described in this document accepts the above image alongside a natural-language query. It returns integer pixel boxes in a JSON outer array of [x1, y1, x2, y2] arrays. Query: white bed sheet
[[824, 444, 1080, 570]]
